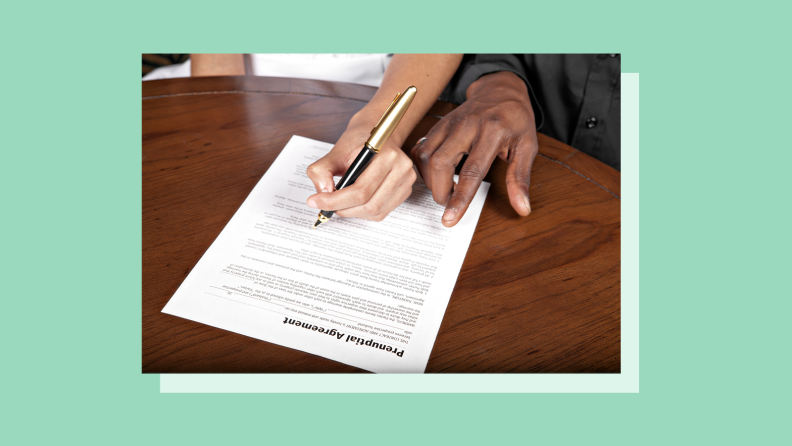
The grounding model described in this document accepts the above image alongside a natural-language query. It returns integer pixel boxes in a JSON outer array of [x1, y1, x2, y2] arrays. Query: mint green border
[[2, 0, 786, 440], [160, 73, 638, 393]]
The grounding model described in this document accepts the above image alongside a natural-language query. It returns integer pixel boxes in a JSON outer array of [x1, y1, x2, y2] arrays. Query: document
[[162, 136, 490, 373]]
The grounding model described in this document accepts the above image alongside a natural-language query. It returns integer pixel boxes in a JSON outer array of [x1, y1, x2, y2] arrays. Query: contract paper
[[162, 136, 490, 373]]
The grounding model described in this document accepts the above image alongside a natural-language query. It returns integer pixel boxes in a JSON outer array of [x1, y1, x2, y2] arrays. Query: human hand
[[305, 119, 417, 222], [410, 71, 538, 227]]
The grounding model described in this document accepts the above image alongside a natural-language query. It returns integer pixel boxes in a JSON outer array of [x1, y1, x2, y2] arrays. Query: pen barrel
[[334, 144, 377, 193], [317, 144, 377, 220]]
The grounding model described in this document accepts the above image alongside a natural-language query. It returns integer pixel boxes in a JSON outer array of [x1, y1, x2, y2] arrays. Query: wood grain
[[143, 76, 620, 373]]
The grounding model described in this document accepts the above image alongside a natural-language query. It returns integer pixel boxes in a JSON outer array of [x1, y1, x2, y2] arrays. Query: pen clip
[[372, 92, 401, 135]]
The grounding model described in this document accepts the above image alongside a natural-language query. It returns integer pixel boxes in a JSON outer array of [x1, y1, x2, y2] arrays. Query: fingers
[[335, 163, 416, 221], [442, 130, 501, 227], [427, 126, 476, 205], [411, 117, 478, 206], [505, 136, 538, 217], [307, 147, 411, 215], [410, 118, 450, 191]]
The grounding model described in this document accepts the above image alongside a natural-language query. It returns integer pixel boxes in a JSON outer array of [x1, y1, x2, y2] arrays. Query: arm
[[190, 54, 245, 77], [350, 54, 463, 150], [306, 54, 463, 221]]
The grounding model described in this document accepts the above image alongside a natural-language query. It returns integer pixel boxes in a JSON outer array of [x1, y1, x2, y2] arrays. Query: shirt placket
[[571, 54, 620, 157]]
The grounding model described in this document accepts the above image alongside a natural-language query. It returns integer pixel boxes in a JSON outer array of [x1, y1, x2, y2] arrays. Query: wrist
[[466, 71, 529, 101], [349, 106, 408, 148], [348, 108, 380, 130]]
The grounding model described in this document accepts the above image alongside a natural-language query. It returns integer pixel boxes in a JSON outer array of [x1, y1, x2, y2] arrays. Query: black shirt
[[440, 54, 621, 171]]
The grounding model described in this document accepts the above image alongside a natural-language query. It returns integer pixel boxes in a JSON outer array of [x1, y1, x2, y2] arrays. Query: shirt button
[[586, 117, 598, 128]]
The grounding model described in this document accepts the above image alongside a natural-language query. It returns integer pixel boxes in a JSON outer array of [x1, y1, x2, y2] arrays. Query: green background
[[2, 0, 788, 444]]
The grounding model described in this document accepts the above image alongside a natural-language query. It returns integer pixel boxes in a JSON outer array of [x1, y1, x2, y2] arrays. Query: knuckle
[[363, 201, 382, 215], [407, 168, 417, 183], [458, 163, 484, 179], [527, 139, 540, 154], [413, 146, 431, 162], [506, 172, 532, 186], [306, 163, 321, 176], [485, 113, 504, 126], [429, 155, 450, 172], [353, 186, 371, 204], [448, 190, 470, 205], [451, 113, 472, 127], [483, 122, 511, 141], [518, 135, 539, 151]]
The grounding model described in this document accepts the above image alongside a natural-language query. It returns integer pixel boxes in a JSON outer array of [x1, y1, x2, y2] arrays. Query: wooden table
[[143, 76, 621, 373]]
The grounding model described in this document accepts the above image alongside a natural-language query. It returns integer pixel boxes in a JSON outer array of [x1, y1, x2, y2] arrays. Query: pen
[[313, 85, 417, 229]]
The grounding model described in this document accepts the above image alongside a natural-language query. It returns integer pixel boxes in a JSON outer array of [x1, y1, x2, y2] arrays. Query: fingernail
[[523, 195, 532, 215], [321, 187, 330, 193], [307, 198, 317, 208], [442, 208, 456, 222]]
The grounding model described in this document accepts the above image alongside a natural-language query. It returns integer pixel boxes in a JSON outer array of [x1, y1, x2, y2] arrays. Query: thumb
[[504, 140, 537, 217]]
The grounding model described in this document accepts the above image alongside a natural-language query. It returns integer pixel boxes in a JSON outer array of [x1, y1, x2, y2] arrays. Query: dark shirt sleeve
[[440, 54, 545, 131], [440, 54, 621, 171]]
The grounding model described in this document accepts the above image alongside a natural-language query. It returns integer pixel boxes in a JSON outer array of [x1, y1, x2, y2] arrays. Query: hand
[[304, 54, 462, 223], [410, 71, 538, 227], [305, 120, 417, 222]]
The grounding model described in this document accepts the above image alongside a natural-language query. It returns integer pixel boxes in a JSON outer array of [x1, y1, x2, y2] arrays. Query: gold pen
[[313, 85, 418, 229]]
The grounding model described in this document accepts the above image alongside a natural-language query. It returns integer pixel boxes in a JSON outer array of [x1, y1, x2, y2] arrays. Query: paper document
[[162, 136, 490, 373]]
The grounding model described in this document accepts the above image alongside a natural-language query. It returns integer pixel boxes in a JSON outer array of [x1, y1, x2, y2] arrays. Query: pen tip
[[313, 219, 322, 229]]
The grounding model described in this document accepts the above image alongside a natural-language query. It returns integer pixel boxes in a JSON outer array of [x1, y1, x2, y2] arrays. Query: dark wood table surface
[[143, 76, 620, 373]]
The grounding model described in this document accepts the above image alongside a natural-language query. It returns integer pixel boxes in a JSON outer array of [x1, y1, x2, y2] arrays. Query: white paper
[[162, 136, 490, 373]]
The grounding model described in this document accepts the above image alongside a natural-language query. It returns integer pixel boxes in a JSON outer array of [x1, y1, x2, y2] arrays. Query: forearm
[[190, 54, 245, 77], [349, 54, 463, 147]]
